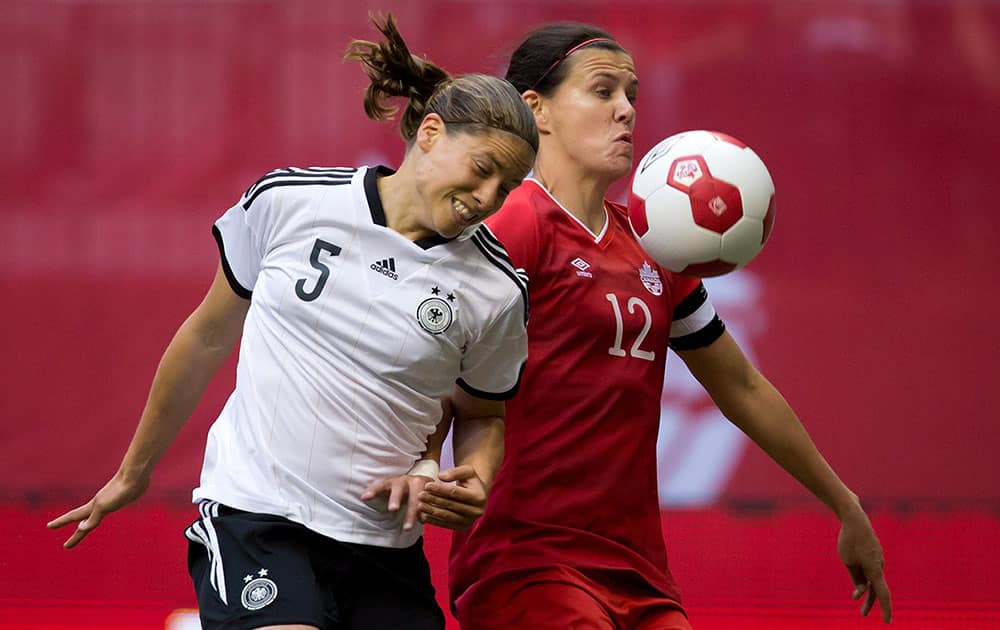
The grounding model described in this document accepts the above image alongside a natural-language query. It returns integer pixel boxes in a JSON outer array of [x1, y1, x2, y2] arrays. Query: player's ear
[[415, 113, 445, 153], [521, 91, 550, 134]]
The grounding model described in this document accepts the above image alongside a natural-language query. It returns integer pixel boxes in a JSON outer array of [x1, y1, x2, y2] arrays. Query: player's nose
[[615, 96, 635, 127], [475, 179, 503, 214]]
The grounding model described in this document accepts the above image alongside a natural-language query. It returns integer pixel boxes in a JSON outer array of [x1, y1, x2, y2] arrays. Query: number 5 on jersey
[[296, 238, 342, 302], [605, 293, 655, 361]]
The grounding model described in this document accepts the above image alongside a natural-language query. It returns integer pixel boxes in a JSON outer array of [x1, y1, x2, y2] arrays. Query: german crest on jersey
[[639, 262, 663, 296], [417, 286, 454, 334]]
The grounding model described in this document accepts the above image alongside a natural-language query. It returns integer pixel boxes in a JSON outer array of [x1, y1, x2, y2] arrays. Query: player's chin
[[606, 157, 633, 182], [437, 221, 465, 239]]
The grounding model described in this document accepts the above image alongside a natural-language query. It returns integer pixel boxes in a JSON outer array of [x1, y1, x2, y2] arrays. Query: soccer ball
[[628, 130, 776, 277]]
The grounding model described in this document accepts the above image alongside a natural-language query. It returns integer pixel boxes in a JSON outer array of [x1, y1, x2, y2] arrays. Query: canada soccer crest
[[639, 262, 663, 296]]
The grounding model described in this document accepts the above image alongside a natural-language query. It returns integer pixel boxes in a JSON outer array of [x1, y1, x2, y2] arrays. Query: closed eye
[[474, 160, 491, 177]]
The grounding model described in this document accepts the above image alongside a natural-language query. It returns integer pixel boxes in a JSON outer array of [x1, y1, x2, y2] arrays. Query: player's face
[[543, 49, 638, 182], [418, 126, 534, 238]]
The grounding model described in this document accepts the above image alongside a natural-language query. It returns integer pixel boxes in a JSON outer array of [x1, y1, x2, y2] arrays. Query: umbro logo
[[570, 257, 593, 278], [370, 257, 399, 280]]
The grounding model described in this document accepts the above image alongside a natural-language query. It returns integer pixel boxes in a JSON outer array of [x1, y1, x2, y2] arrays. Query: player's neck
[[377, 167, 436, 242], [533, 160, 610, 235]]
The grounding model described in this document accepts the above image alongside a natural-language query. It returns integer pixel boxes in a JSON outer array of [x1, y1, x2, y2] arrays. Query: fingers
[[362, 477, 409, 512], [46, 503, 92, 530], [386, 478, 408, 512], [363, 476, 440, 532], [437, 465, 477, 483], [850, 562, 892, 623], [48, 502, 103, 549], [847, 564, 867, 599], [362, 471, 484, 532], [860, 584, 874, 615], [852, 583, 867, 600], [869, 570, 893, 623], [418, 490, 483, 518], [417, 479, 486, 532], [61, 525, 93, 550], [418, 466, 487, 531], [403, 491, 420, 531], [424, 481, 484, 505], [403, 477, 431, 532], [416, 502, 476, 531], [876, 583, 892, 622], [360, 478, 392, 502]]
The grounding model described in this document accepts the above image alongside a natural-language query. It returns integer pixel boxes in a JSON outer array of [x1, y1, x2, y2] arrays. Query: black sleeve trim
[[470, 229, 530, 326], [212, 225, 252, 300], [243, 177, 352, 211], [670, 316, 725, 351], [672, 282, 708, 320], [456, 362, 525, 401]]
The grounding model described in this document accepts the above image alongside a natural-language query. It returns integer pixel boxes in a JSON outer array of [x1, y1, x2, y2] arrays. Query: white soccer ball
[[628, 130, 776, 277]]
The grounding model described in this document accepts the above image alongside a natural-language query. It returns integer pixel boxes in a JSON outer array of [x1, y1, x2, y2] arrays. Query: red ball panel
[[628, 191, 649, 236], [688, 177, 743, 234], [761, 193, 776, 244], [682, 259, 738, 277], [708, 131, 748, 149]]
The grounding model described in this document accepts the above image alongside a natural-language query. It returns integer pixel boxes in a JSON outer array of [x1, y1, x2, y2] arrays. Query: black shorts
[[185, 500, 445, 630]]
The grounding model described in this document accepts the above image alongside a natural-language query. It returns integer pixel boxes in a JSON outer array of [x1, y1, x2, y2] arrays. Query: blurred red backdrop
[[2, 1, 998, 628]]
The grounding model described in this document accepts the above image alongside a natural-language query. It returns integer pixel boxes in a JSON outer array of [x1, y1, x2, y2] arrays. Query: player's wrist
[[407, 459, 439, 481], [831, 489, 864, 521]]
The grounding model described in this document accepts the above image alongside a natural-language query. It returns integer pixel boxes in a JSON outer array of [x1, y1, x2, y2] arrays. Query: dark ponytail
[[345, 13, 451, 141], [346, 13, 538, 152]]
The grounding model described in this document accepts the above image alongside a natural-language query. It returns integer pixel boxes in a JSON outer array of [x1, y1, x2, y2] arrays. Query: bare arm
[[447, 386, 505, 489], [415, 386, 504, 531], [677, 331, 891, 623], [47, 264, 249, 548]]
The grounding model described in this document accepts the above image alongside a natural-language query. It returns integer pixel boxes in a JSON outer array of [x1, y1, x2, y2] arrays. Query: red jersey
[[449, 179, 725, 605]]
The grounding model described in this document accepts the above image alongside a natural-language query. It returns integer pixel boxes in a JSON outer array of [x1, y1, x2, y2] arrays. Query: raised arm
[[677, 331, 891, 623], [47, 264, 249, 548]]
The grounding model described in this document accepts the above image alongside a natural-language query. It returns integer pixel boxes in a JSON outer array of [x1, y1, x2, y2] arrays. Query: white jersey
[[193, 165, 528, 548]]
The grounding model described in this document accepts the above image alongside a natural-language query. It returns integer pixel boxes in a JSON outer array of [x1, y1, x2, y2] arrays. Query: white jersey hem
[[192, 487, 424, 549]]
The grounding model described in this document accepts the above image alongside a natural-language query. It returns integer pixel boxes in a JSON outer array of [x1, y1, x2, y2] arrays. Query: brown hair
[[346, 13, 538, 152], [506, 22, 625, 96]]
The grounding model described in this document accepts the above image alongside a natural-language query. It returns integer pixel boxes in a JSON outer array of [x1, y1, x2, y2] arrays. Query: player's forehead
[[562, 48, 637, 86], [456, 127, 534, 176]]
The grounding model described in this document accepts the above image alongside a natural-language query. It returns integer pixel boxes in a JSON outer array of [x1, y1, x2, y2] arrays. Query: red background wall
[[2, 1, 998, 628]]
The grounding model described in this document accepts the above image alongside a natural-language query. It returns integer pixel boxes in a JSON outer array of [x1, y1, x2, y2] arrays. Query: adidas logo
[[370, 257, 399, 280]]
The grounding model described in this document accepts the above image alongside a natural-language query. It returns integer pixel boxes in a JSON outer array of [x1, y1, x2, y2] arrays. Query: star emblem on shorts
[[447, 292, 455, 302], [245, 567, 269, 583], [431, 286, 441, 295]]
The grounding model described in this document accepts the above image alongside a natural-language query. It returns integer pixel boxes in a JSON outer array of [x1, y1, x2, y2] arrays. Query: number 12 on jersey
[[605, 293, 655, 361]]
